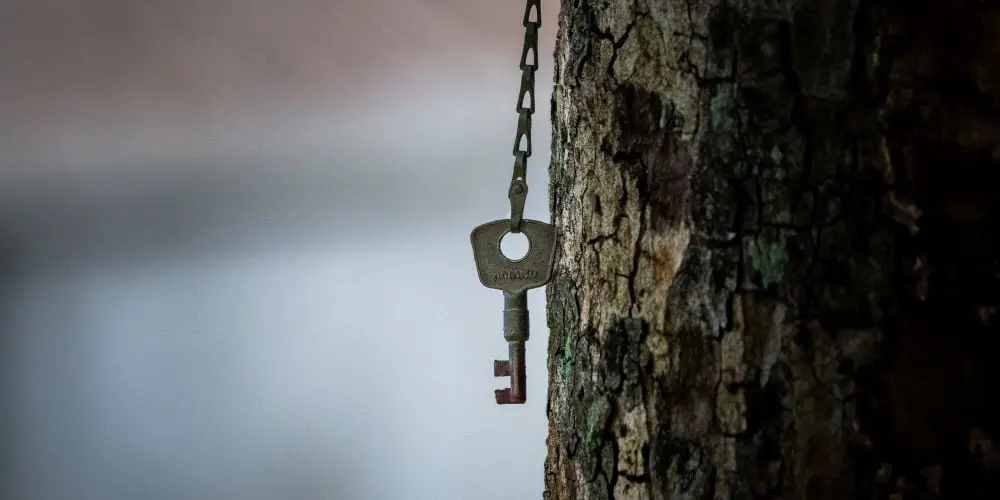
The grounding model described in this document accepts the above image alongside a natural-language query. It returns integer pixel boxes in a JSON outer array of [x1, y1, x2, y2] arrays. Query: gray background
[[0, 1, 557, 499]]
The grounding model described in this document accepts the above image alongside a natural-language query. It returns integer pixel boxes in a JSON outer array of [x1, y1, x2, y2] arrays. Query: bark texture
[[544, 0, 1000, 498]]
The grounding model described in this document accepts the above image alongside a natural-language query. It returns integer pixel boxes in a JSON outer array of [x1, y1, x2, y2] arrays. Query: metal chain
[[508, 0, 541, 233]]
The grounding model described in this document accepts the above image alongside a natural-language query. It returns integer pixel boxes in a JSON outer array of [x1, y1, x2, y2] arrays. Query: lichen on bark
[[545, 0, 1000, 499]]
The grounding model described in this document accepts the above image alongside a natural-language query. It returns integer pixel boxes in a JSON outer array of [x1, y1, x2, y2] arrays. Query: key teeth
[[495, 388, 512, 404], [495, 388, 525, 405], [494, 360, 512, 377], [495, 388, 526, 405]]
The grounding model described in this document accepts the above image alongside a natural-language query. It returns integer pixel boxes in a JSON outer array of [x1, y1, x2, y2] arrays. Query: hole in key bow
[[500, 231, 530, 261]]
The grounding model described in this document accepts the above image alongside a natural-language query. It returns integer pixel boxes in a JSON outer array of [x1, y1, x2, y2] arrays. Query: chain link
[[508, 0, 541, 233]]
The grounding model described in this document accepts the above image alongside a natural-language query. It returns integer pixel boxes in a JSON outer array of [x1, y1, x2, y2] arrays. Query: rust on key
[[494, 291, 529, 405], [495, 342, 527, 404]]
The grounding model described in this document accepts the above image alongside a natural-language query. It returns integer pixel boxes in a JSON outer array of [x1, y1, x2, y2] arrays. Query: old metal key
[[471, 218, 556, 404]]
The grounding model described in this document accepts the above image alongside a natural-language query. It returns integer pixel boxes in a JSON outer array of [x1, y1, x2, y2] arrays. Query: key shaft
[[495, 291, 529, 405], [503, 291, 529, 343]]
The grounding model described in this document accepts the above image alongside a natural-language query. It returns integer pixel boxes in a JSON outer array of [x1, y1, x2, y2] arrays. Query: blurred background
[[0, 1, 556, 499]]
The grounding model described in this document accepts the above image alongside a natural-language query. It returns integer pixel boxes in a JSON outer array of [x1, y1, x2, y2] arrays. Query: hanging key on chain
[[470, 0, 555, 405]]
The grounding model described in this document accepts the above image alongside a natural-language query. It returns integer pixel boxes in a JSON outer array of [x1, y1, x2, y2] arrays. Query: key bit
[[495, 342, 526, 404], [494, 291, 529, 405]]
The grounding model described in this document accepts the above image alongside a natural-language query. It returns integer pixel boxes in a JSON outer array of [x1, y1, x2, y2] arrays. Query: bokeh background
[[0, 1, 557, 499]]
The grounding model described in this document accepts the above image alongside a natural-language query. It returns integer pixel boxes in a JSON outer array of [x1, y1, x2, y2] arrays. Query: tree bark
[[544, 0, 1000, 499]]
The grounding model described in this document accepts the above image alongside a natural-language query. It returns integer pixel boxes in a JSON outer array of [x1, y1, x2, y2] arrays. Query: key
[[470, 218, 556, 404]]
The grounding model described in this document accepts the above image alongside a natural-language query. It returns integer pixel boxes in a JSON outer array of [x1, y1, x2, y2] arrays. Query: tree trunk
[[543, 0, 1000, 499]]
